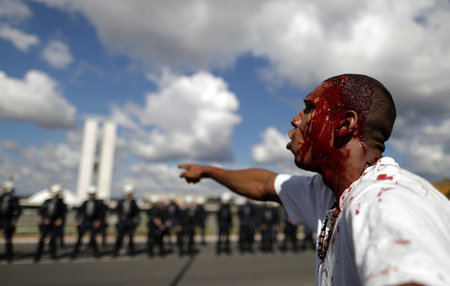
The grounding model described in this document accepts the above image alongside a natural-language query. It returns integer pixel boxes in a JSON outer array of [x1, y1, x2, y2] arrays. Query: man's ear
[[334, 111, 358, 148]]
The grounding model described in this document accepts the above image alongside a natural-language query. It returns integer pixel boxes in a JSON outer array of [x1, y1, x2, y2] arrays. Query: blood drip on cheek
[[307, 97, 335, 158]]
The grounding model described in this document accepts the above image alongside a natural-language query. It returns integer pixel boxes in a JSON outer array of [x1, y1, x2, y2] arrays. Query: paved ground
[[0, 236, 316, 286]]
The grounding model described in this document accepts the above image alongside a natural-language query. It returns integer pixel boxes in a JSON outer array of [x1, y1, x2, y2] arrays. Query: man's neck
[[319, 140, 381, 202]]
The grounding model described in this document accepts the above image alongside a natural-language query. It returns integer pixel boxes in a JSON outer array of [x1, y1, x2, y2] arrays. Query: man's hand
[[178, 164, 205, 183]]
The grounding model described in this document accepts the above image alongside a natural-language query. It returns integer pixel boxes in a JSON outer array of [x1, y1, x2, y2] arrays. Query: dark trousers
[[0, 220, 15, 260], [73, 220, 99, 256], [260, 226, 275, 251], [195, 222, 206, 244], [239, 224, 255, 252], [58, 220, 66, 247], [114, 220, 136, 255], [35, 223, 62, 260], [217, 224, 231, 253], [100, 222, 108, 247], [148, 228, 165, 256], [177, 227, 195, 256], [281, 228, 298, 252]]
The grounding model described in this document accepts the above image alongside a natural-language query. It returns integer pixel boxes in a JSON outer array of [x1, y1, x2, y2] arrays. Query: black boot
[[50, 240, 57, 260], [128, 236, 135, 256], [34, 240, 44, 262], [6, 242, 14, 263], [72, 239, 81, 259]]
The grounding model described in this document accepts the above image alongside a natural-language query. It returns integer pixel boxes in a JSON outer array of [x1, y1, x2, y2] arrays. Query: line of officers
[[0, 181, 315, 263]]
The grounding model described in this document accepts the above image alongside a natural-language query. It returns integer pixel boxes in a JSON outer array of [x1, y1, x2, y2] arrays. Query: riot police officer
[[34, 184, 66, 261], [177, 196, 197, 256], [194, 196, 207, 246], [216, 193, 232, 254], [237, 197, 257, 253], [301, 224, 315, 250], [259, 202, 280, 252], [280, 212, 298, 252], [55, 186, 68, 249], [147, 196, 167, 257], [0, 180, 21, 262], [98, 198, 110, 248], [72, 186, 103, 258], [113, 184, 140, 257], [164, 195, 180, 252]]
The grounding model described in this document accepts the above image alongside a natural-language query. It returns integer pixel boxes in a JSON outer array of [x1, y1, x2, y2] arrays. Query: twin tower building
[[76, 119, 116, 203]]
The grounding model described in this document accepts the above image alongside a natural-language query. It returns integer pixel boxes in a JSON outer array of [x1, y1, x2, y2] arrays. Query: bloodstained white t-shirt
[[275, 157, 450, 286]]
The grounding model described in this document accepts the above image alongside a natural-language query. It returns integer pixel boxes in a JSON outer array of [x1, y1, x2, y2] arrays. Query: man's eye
[[303, 102, 314, 114]]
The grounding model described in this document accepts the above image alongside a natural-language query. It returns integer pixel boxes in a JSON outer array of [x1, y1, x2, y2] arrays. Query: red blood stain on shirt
[[355, 203, 361, 215], [394, 239, 411, 245], [377, 174, 393, 180], [365, 266, 398, 281], [380, 267, 390, 275]]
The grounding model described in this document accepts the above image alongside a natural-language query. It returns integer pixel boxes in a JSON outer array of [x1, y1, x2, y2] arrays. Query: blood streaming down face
[[291, 75, 374, 171]]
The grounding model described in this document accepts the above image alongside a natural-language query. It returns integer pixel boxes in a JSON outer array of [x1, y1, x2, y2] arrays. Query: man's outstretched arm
[[178, 164, 280, 203]]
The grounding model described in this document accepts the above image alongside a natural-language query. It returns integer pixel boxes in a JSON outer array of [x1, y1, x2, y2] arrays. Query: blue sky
[[1, 0, 449, 198]]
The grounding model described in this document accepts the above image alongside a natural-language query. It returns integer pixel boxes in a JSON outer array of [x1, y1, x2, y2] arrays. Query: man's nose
[[291, 113, 302, 127]]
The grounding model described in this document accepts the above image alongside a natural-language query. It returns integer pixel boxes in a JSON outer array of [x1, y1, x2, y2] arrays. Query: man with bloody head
[[178, 74, 450, 285]]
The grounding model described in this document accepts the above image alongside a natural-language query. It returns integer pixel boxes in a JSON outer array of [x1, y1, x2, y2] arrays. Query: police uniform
[[0, 181, 22, 261], [72, 193, 103, 258], [113, 196, 140, 256], [238, 199, 257, 253], [164, 199, 180, 250], [301, 224, 315, 250], [34, 195, 66, 261], [98, 200, 109, 248], [259, 203, 280, 252], [177, 200, 196, 256], [280, 212, 298, 252], [147, 201, 167, 257], [216, 201, 232, 254], [57, 196, 68, 248], [194, 198, 207, 245]]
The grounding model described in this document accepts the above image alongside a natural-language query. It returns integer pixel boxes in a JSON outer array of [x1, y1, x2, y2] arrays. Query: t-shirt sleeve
[[274, 173, 334, 231]]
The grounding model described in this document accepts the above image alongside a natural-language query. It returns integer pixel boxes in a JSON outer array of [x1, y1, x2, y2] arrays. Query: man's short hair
[[324, 74, 396, 152]]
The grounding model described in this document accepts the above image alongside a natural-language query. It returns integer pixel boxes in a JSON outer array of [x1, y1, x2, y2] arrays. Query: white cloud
[[112, 71, 241, 162], [0, 24, 39, 51], [252, 127, 291, 164], [41, 40, 73, 69], [251, 126, 314, 175], [390, 119, 450, 180], [0, 70, 76, 128], [34, 1, 449, 119], [0, 130, 82, 195], [0, 0, 31, 21], [0, 1, 38, 51]]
